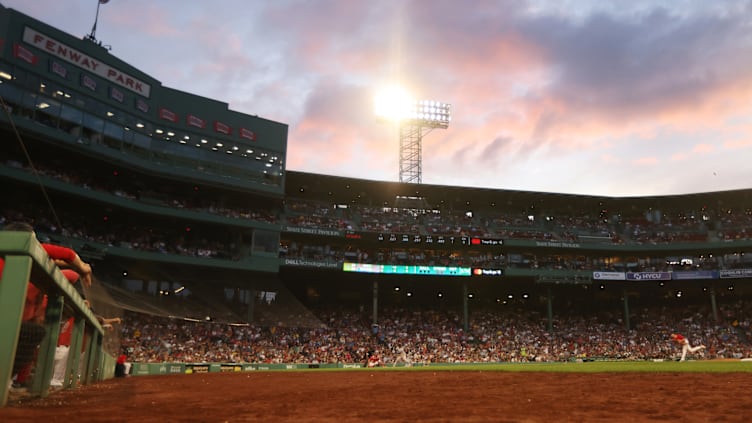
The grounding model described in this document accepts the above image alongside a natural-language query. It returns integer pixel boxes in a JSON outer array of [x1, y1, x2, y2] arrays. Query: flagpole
[[88, 0, 102, 41]]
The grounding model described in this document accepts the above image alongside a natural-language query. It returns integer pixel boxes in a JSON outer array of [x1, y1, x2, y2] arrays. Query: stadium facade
[[2, 4, 752, 331]]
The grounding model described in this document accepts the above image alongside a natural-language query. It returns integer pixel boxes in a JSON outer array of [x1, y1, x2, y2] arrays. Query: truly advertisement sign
[[23, 26, 152, 97]]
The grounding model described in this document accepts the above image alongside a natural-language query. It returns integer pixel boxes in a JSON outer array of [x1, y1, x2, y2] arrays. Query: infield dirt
[[1, 370, 750, 422]]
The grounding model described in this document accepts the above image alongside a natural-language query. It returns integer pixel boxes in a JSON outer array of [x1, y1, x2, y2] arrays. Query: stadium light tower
[[375, 86, 451, 184]]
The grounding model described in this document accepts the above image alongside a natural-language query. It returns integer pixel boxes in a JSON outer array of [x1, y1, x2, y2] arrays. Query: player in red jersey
[[52, 313, 121, 387], [367, 350, 382, 367], [2, 222, 92, 388], [670, 333, 706, 362]]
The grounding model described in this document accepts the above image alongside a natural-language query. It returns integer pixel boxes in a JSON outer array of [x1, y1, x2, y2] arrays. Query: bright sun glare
[[374, 85, 414, 120]]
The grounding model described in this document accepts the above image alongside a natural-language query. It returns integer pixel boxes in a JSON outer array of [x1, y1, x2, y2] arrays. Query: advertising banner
[[671, 271, 718, 280], [592, 272, 625, 280], [626, 272, 672, 281], [719, 269, 752, 279]]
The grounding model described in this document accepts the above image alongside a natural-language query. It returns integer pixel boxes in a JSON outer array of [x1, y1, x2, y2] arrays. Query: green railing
[[0, 232, 108, 407]]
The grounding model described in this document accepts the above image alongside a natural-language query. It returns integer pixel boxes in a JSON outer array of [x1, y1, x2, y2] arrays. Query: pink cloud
[[109, 4, 181, 38], [670, 152, 689, 162], [633, 157, 658, 166], [723, 137, 752, 150], [600, 153, 621, 164], [692, 144, 715, 154]]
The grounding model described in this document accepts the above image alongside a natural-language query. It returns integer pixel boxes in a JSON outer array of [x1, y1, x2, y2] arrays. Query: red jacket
[[670, 333, 687, 345], [58, 317, 75, 347], [0, 242, 79, 275], [1, 243, 81, 322]]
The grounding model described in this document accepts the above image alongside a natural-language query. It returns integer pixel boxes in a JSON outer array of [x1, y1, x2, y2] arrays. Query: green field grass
[[354, 360, 752, 373]]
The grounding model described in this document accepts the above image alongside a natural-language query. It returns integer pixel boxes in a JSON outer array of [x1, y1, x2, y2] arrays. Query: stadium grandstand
[[1, 3, 751, 404]]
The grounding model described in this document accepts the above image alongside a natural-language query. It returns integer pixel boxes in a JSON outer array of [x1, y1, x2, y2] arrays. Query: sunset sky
[[5, 0, 752, 197]]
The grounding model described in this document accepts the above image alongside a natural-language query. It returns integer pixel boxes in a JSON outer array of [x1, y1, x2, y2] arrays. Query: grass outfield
[[351, 360, 752, 373]]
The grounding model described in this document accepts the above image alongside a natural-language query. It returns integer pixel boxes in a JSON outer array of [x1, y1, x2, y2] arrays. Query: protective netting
[[12, 322, 46, 385], [79, 276, 123, 357], [87, 273, 325, 332]]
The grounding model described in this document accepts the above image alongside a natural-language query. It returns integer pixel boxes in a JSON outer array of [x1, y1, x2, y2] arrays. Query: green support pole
[[710, 288, 718, 322], [247, 290, 256, 323], [547, 287, 554, 332], [0, 256, 33, 407], [65, 317, 86, 389], [463, 282, 469, 332], [622, 289, 631, 331], [30, 295, 64, 397], [94, 331, 106, 381], [372, 280, 378, 326], [83, 329, 100, 385]]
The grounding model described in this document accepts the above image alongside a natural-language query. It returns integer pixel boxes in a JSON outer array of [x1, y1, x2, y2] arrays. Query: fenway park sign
[[23, 26, 152, 97]]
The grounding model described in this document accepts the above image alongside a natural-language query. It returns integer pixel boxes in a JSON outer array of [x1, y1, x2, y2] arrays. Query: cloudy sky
[[5, 0, 752, 197]]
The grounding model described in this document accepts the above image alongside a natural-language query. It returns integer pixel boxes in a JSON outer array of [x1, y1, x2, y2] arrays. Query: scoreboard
[[282, 230, 506, 276], [342, 262, 503, 277], [343, 263, 473, 276], [345, 231, 503, 247], [377, 233, 468, 245]]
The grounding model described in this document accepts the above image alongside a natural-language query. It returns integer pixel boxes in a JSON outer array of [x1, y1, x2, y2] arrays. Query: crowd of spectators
[[117, 300, 752, 365], [284, 197, 752, 248], [2, 158, 279, 225], [4, 157, 752, 248], [279, 240, 748, 273], [1, 207, 238, 260], [4, 199, 751, 273]]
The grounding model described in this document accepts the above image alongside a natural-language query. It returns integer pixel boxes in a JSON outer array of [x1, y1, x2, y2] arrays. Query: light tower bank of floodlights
[[398, 100, 451, 184], [374, 87, 452, 185]]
